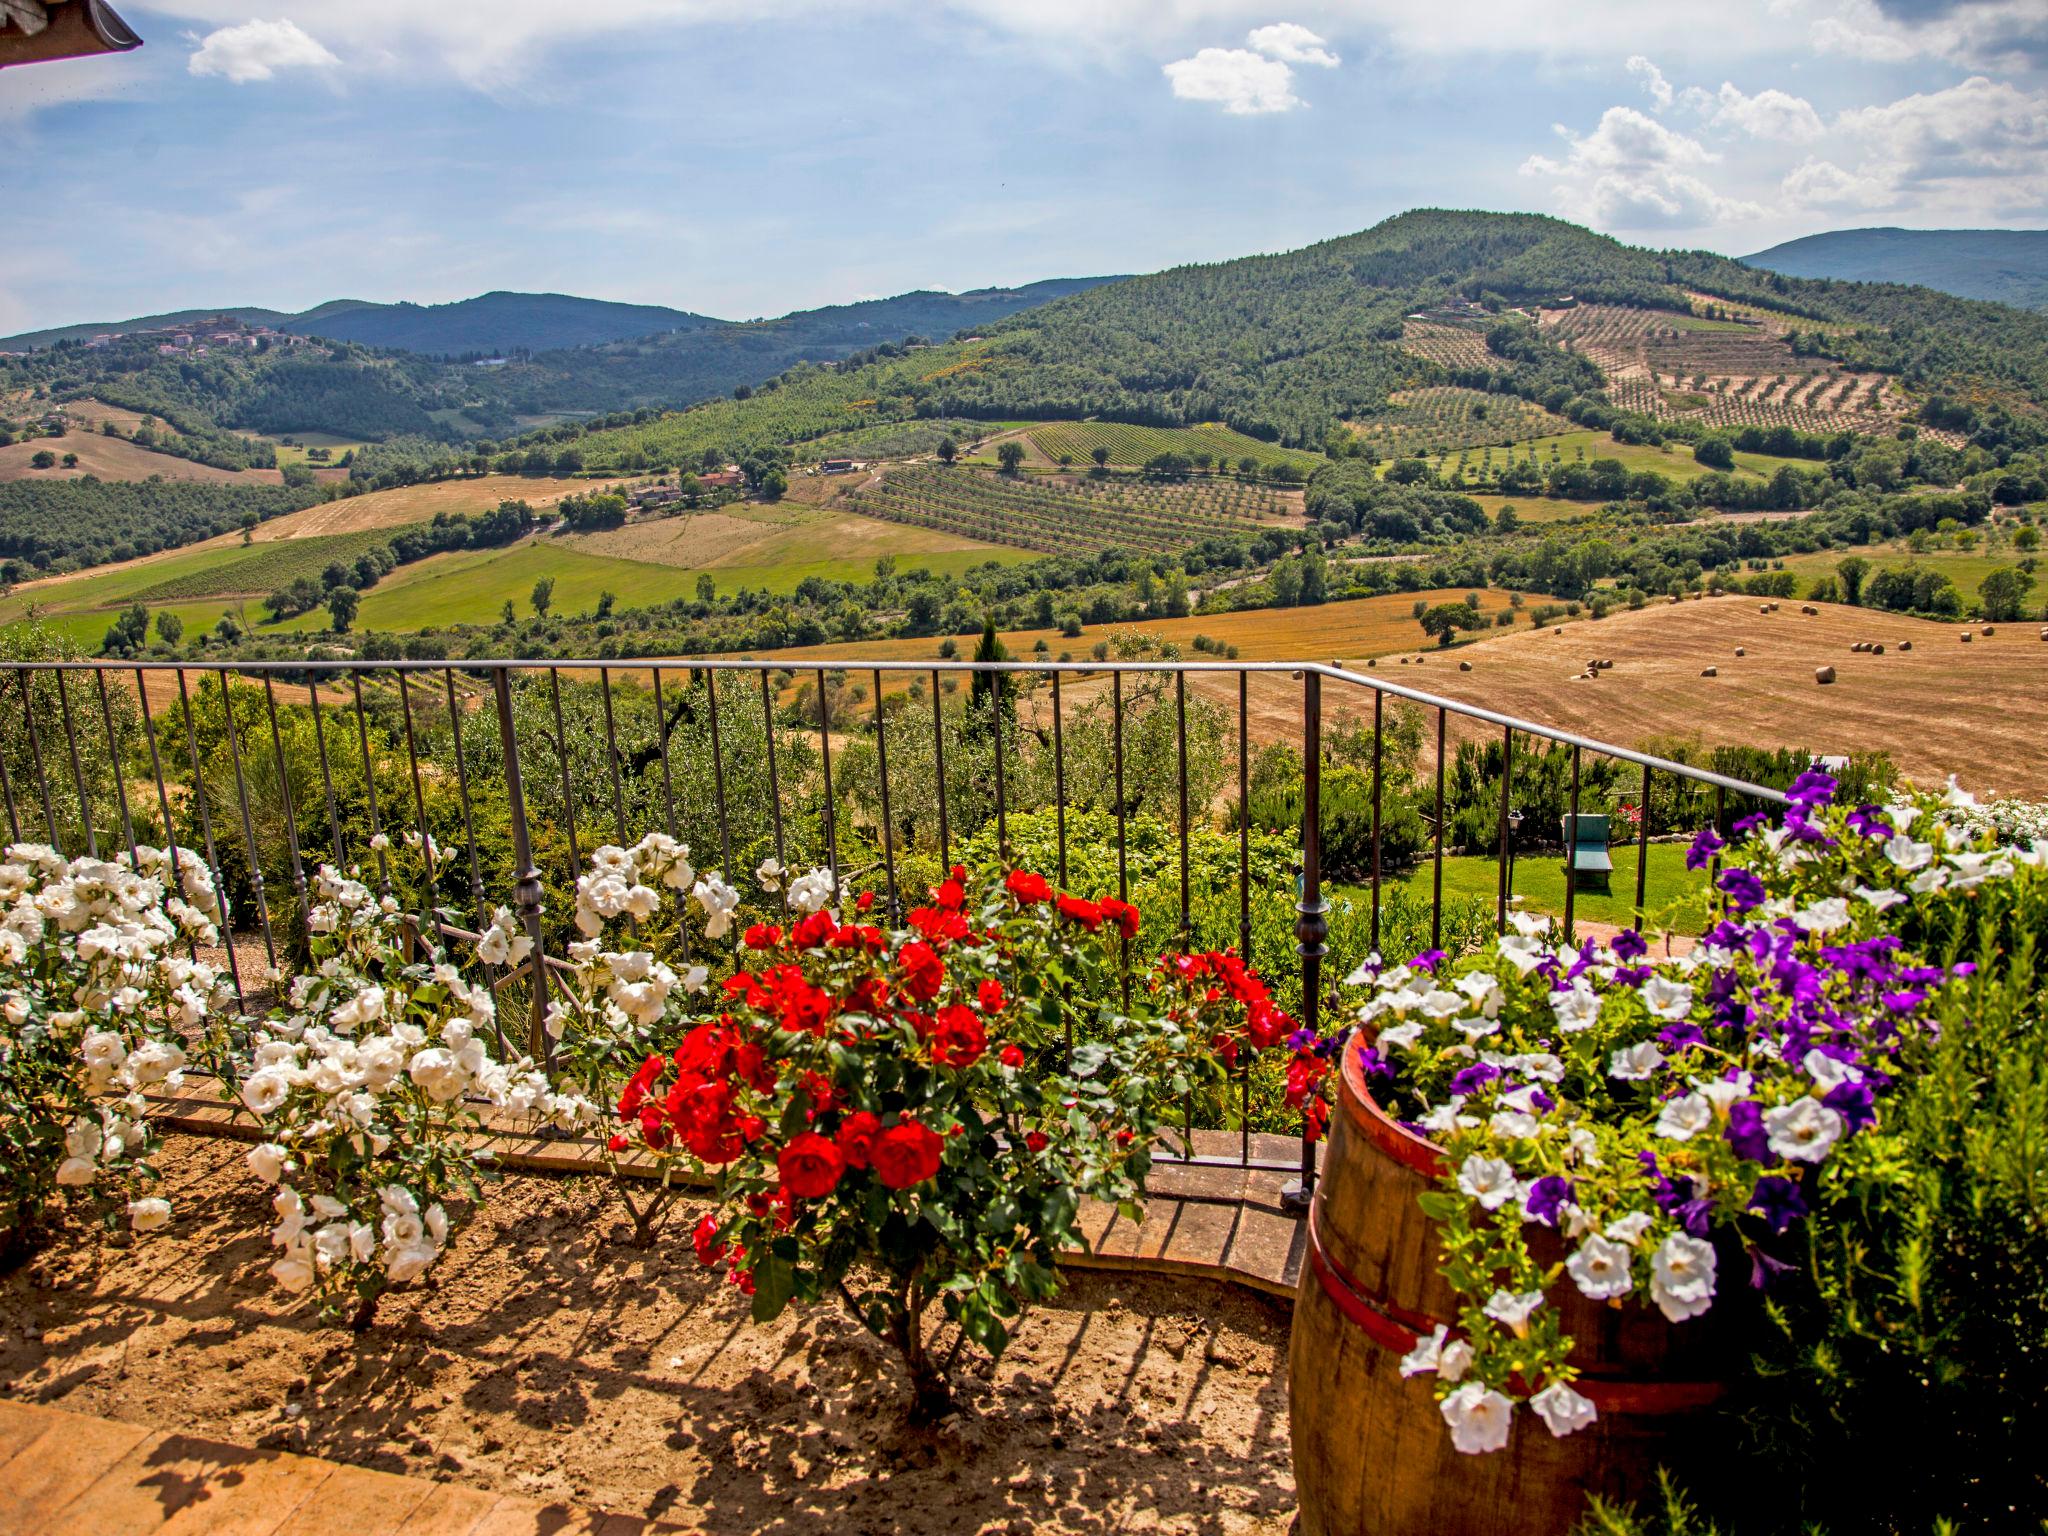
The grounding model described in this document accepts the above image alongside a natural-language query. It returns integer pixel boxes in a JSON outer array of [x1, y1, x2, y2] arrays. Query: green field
[[1774, 546, 2022, 606], [1010, 421, 1323, 475], [1490, 430, 1818, 482], [1466, 493, 1600, 526], [1345, 840, 1709, 933]]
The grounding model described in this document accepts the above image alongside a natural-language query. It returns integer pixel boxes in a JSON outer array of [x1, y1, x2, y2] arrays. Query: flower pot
[[1288, 1042, 1732, 1536]]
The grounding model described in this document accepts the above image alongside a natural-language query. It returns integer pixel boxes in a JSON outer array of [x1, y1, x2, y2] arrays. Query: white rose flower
[[55, 1156, 98, 1186], [240, 1068, 291, 1117], [1566, 1234, 1635, 1300], [1763, 1097, 1845, 1163], [1649, 1232, 1718, 1323], [246, 1143, 291, 1185], [1440, 1382, 1514, 1455], [127, 1197, 172, 1232], [754, 857, 785, 893], [407, 1047, 468, 1103], [1529, 1382, 1598, 1439]]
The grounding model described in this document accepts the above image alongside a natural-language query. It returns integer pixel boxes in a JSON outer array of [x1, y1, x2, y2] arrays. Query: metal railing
[[0, 656, 1785, 1209]]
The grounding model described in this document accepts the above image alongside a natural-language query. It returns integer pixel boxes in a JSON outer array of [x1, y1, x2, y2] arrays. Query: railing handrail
[[0, 656, 1789, 804]]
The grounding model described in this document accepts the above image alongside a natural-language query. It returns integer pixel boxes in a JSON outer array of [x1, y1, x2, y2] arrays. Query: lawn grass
[[1345, 840, 1709, 934]]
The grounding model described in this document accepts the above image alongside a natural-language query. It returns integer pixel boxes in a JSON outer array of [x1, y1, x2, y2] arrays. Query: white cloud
[[1691, 82, 1825, 141], [1247, 21, 1339, 67], [1626, 55, 1672, 111], [1812, 0, 2048, 71], [187, 18, 339, 83], [1834, 75, 2048, 181], [1164, 20, 1339, 115], [1521, 105, 1766, 230], [1782, 158, 1901, 209], [1164, 47, 1304, 114]]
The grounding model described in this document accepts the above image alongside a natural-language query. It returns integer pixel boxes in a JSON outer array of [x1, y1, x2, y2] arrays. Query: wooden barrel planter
[[1289, 1041, 1732, 1536]]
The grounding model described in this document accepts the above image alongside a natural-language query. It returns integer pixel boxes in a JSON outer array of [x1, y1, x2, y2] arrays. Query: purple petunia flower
[[1787, 768, 1839, 811], [1847, 804, 1894, 841], [1748, 1245, 1797, 1289], [1718, 867, 1767, 913], [1523, 1174, 1574, 1227], [1448, 1062, 1502, 1098], [1686, 827, 1725, 871], [1356, 1045, 1396, 1088], [1725, 1100, 1776, 1163], [1824, 1079, 1877, 1131], [1732, 811, 1772, 836], [1409, 948, 1447, 974], [1610, 928, 1649, 961], [1748, 1174, 1809, 1235]]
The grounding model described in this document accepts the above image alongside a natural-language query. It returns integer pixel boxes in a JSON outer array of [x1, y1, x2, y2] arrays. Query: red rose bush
[[554, 853, 1299, 1417]]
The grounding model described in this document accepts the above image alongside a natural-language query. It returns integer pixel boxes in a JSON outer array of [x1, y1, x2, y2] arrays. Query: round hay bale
[[1458, 660, 1473, 672], [1555, 626, 1565, 634], [1366, 658, 1377, 668], [1851, 642, 1867, 653], [1898, 640, 1913, 652], [1398, 656, 1409, 664], [1758, 604, 1770, 615], [1961, 632, 1973, 644], [1982, 626, 1995, 637], [1415, 655, 1426, 665], [1872, 643, 1885, 656], [1701, 666, 1718, 677], [1769, 602, 1780, 612], [1734, 647, 1746, 657], [1816, 666, 1836, 685], [1801, 605, 1818, 616]]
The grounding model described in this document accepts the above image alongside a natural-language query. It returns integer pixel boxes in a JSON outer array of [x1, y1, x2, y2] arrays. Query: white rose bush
[[233, 866, 597, 1325], [1347, 767, 2043, 1457], [0, 842, 228, 1245]]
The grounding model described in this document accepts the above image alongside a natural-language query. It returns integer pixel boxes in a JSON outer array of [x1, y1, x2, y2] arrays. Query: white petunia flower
[[1566, 1234, 1634, 1300], [1794, 897, 1851, 934], [1456, 1154, 1519, 1211], [1608, 1041, 1663, 1081], [1654, 1092, 1713, 1141], [1882, 833, 1933, 871], [1649, 1232, 1717, 1323], [1399, 1323, 1450, 1377], [1549, 982, 1601, 1033], [1529, 1382, 1598, 1439], [1764, 1097, 1845, 1163], [1640, 976, 1693, 1021], [1482, 1289, 1545, 1335], [1440, 1382, 1514, 1455]]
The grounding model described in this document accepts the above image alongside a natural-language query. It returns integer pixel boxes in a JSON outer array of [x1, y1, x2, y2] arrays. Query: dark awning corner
[[0, 0, 143, 69]]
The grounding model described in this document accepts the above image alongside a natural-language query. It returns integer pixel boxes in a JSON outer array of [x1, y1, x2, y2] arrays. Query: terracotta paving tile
[[0, 1394, 55, 1465], [147, 1431, 333, 1536], [466, 1496, 612, 1536], [0, 1412, 155, 1534], [392, 1481, 506, 1536], [268, 1462, 440, 1536]]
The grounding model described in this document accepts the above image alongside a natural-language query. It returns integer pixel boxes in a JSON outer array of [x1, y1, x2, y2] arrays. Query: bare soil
[[0, 1134, 1296, 1536]]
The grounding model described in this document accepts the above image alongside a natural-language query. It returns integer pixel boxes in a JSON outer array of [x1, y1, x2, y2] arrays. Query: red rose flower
[[872, 1120, 945, 1189], [618, 1052, 666, 1119], [999, 1043, 1026, 1069], [1024, 1130, 1049, 1154], [1055, 894, 1103, 931], [791, 909, 838, 949], [977, 978, 1006, 1014], [777, 1131, 845, 1200], [909, 907, 971, 946], [743, 923, 783, 950], [928, 1003, 986, 1068], [1098, 896, 1142, 939], [1005, 870, 1053, 904], [836, 1110, 882, 1169], [932, 877, 967, 912], [692, 1213, 725, 1267], [857, 890, 876, 912], [899, 940, 946, 1002]]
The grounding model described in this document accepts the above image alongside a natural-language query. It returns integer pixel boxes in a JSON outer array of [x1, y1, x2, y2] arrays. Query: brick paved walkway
[[0, 1399, 689, 1535]]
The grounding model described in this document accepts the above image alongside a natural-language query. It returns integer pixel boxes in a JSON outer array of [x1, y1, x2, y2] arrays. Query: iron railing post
[[1284, 668, 1327, 1216], [492, 666, 549, 1064]]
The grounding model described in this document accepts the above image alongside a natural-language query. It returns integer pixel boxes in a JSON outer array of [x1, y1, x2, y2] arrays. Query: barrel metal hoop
[[1305, 1201, 1726, 1416]]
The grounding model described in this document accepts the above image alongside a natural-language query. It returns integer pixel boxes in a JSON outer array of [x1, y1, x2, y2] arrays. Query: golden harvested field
[[1386, 595, 2048, 796], [0, 434, 255, 485], [564, 502, 1020, 571], [262, 473, 624, 538]]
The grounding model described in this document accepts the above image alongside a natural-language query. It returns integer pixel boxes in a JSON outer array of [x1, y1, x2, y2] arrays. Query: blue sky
[[4, 0, 2044, 332]]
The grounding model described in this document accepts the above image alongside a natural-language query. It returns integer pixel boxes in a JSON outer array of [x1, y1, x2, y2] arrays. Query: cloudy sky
[[3, 0, 2044, 331]]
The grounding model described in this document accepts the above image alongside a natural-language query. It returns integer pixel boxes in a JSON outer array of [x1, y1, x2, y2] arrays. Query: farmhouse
[[820, 458, 867, 474]]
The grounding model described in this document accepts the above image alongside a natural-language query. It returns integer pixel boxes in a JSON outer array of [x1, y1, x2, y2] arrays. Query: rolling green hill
[[1743, 229, 2048, 312]]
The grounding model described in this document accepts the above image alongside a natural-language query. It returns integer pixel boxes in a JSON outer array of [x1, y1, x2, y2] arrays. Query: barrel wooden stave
[[1289, 1045, 1726, 1536]]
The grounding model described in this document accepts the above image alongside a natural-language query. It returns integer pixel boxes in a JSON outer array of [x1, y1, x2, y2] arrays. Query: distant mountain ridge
[[0, 280, 1120, 360], [1742, 228, 2048, 311]]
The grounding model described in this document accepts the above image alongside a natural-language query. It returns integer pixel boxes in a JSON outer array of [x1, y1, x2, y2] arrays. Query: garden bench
[[1561, 812, 1613, 894]]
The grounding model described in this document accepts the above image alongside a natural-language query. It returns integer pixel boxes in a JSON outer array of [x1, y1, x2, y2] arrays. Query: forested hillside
[[284, 291, 721, 355], [0, 480, 321, 572]]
